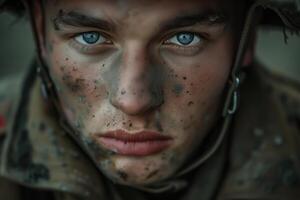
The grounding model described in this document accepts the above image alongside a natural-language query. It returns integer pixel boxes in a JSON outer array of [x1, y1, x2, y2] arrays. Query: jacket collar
[[0, 67, 108, 199]]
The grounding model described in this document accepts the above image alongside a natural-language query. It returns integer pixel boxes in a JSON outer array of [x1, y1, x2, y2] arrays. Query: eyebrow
[[52, 9, 227, 32], [161, 10, 227, 31], [52, 10, 115, 31]]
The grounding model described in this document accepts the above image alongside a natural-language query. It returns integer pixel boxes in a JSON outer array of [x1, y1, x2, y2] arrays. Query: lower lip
[[97, 137, 172, 156]]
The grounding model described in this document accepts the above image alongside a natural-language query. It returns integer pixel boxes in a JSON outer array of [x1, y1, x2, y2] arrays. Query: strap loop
[[227, 77, 240, 115]]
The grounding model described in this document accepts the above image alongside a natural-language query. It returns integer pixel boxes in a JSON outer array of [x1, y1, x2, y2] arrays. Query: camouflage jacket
[[0, 63, 299, 200]]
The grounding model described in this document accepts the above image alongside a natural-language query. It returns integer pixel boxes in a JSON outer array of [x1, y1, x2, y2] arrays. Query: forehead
[[46, 0, 223, 18]]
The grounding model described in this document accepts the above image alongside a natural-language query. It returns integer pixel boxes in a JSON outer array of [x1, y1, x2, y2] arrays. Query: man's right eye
[[74, 31, 108, 45]]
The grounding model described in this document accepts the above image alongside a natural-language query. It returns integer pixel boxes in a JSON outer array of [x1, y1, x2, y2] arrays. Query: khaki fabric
[[0, 63, 299, 200], [218, 66, 300, 200], [0, 68, 108, 200]]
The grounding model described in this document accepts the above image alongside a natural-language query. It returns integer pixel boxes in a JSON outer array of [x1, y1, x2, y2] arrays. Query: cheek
[[160, 37, 233, 143], [163, 55, 231, 112], [47, 39, 106, 100], [162, 35, 234, 105], [45, 38, 111, 127]]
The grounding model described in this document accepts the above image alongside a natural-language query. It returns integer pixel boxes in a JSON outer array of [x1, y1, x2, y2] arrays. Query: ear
[[242, 33, 257, 67]]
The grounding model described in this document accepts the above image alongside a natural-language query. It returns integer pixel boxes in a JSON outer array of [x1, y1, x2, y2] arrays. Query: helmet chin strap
[[24, 0, 300, 194]]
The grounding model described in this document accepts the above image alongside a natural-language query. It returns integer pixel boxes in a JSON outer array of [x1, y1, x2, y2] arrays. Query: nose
[[110, 42, 163, 115]]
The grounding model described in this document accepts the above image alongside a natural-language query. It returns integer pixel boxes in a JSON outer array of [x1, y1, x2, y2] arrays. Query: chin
[[98, 153, 176, 186]]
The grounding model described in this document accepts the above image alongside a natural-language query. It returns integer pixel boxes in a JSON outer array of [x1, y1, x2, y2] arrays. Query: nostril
[[110, 89, 156, 115]]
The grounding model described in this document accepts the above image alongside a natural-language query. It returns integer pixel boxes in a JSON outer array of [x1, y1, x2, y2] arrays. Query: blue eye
[[167, 32, 201, 46], [177, 33, 194, 45], [74, 31, 107, 45], [82, 32, 100, 44]]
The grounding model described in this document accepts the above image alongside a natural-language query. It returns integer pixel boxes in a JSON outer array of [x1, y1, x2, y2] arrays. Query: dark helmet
[[1, 0, 299, 32], [0, 0, 25, 16]]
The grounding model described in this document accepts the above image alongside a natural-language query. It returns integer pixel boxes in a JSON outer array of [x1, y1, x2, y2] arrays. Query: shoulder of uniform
[[219, 64, 300, 199], [252, 65, 300, 132], [0, 176, 22, 199], [256, 65, 300, 100], [0, 74, 23, 137]]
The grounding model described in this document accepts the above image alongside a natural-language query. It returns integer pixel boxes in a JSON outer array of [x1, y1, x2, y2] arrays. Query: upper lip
[[98, 130, 172, 142]]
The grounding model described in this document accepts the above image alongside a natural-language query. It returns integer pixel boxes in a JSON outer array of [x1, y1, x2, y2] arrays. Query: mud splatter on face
[[188, 101, 194, 106], [146, 170, 159, 180], [155, 112, 164, 132], [172, 84, 184, 96], [82, 134, 116, 159], [60, 66, 65, 72], [120, 89, 126, 95], [47, 42, 54, 53], [117, 170, 128, 181], [62, 74, 88, 94]]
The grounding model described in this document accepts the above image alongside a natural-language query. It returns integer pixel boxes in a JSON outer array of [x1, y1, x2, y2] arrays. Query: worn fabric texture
[[0, 62, 299, 200]]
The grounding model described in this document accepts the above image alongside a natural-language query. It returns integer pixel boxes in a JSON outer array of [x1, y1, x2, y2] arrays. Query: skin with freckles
[[35, 0, 237, 186]]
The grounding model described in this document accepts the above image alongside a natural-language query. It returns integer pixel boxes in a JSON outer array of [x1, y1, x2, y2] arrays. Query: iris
[[82, 32, 100, 44], [176, 33, 195, 45]]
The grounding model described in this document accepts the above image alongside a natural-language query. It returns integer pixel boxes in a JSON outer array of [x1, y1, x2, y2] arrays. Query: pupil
[[177, 33, 194, 45], [83, 32, 100, 44]]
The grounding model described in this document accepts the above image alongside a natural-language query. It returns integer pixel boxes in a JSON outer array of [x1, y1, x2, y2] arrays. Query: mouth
[[96, 130, 173, 156]]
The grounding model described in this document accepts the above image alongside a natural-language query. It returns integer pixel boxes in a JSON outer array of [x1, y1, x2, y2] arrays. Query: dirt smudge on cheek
[[117, 170, 128, 181], [62, 74, 88, 94], [76, 135, 118, 173], [188, 101, 194, 106], [60, 66, 65, 72], [161, 151, 178, 166], [154, 112, 164, 132], [172, 84, 184, 96], [146, 170, 159, 180], [47, 42, 54, 53], [85, 136, 116, 159], [73, 78, 87, 92]]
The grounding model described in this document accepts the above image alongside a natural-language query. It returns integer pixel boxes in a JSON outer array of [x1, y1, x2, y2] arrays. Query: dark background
[[0, 1, 299, 82]]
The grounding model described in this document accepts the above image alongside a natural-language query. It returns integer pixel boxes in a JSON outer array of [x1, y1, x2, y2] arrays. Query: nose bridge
[[122, 41, 149, 86], [110, 41, 163, 115]]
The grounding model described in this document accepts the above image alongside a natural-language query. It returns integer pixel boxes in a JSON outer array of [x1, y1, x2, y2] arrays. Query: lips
[[96, 130, 172, 156]]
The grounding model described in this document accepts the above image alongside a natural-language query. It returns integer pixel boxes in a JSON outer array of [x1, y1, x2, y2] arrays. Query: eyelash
[[70, 31, 114, 54], [165, 32, 206, 45], [70, 31, 208, 54], [160, 32, 209, 55]]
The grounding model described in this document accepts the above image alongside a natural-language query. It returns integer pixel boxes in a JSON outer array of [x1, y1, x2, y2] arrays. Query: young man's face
[[40, 0, 235, 186]]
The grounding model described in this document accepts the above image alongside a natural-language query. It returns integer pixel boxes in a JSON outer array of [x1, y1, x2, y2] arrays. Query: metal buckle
[[227, 77, 240, 115]]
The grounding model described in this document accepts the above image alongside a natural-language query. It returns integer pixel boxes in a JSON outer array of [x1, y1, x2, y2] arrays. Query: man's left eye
[[74, 31, 107, 45], [166, 32, 202, 46]]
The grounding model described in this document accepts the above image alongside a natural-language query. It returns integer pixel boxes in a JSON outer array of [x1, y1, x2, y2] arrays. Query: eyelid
[[69, 39, 115, 54], [73, 31, 113, 45], [167, 34, 200, 46], [69, 32, 114, 54], [56, 27, 114, 41], [160, 32, 209, 56], [163, 32, 206, 46]]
